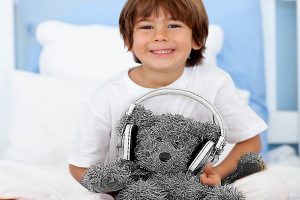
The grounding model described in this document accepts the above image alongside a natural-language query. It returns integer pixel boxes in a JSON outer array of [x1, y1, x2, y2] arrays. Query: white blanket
[[1, 159, 300, 200], [268, 166, 300, 200]]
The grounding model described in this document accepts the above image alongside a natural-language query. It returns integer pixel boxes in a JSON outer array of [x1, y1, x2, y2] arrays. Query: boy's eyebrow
[[136, 16, 180, 24], [136, 18, 150, 24]]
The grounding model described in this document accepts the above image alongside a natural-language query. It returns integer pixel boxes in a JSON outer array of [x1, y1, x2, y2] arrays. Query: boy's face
[[130, 9, 200, 72]]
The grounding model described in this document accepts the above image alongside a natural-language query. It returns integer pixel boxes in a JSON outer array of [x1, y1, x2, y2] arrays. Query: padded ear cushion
[[122, 124, 138, 160], [188, 141, 215, 173]]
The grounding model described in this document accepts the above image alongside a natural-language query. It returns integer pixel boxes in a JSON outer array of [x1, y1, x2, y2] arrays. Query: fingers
[[203, 163, 214, 174], [200, 173, 218, 186], [199, 163, 221, 186], [199, 173, 208, 184]]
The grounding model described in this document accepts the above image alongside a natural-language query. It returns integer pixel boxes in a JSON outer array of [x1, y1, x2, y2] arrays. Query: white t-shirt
[[68, 63, 267, 167]]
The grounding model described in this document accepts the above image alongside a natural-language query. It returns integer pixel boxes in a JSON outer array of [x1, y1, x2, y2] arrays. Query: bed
[[0, 0, 300, 199]]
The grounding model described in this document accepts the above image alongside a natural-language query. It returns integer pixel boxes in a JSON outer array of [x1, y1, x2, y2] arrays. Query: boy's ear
[[192, 40, 202, 50]]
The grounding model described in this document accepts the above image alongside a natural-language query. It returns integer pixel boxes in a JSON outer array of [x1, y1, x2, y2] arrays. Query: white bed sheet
[[0, 159, 300, 200], [0, 160, 114, 200]]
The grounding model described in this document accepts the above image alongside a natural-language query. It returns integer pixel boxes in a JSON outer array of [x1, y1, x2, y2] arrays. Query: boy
[[69, 0, 288, 199]]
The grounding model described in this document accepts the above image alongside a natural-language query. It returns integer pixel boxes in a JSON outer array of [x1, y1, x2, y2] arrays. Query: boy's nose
[[153, 35, 168, 42], [153, 29, 168, 42]]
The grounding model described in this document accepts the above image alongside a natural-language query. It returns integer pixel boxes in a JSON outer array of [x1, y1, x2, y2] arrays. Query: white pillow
[[36, 21, 224, 80], [37, 21, 135, 80], [204, 25, 224, 65], [2, 70, 101, 166]]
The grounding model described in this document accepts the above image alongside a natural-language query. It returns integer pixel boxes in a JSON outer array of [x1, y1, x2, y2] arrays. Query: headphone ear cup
[[188, 141, 215, 174], [122, 124, 138, 160]]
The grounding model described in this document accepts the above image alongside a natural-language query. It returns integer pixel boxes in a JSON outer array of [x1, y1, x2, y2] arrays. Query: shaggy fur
[[80, 105, 266, 199]]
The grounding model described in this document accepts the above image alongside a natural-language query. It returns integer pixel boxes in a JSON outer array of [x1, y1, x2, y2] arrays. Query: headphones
[[116, 88, 226, 174]]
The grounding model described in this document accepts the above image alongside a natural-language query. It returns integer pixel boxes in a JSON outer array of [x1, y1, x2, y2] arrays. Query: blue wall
[[276, 0, 297, 111]]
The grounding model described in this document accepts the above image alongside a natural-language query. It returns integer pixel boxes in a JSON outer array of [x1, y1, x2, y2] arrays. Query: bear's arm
[[80, 159, 138, 193], [222, 152, 266, 185]]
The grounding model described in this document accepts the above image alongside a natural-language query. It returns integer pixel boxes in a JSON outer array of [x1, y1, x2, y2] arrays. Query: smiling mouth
[[151, 49, 174, 55]]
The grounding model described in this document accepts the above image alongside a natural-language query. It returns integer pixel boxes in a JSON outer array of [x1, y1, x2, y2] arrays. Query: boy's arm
[[200, 135, 261, 186], [69, 164, 87, 182]]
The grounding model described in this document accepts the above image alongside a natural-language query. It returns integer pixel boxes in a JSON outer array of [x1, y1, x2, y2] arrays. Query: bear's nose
[[159, 152, 171, 162]]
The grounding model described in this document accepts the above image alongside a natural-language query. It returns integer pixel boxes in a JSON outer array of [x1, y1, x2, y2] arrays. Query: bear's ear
[[188, 121, 206, 141], [200, 122, 222, 143], [116, 105, 157, 136], [130, 105, 157, 129]]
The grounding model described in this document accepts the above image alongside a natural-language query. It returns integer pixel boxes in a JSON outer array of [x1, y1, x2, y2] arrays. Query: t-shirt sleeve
[[213, 73, 268, 143], [68, 89, 111, 168]]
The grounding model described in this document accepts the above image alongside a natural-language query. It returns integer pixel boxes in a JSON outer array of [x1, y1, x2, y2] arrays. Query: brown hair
[[119, 0, 209, 66]]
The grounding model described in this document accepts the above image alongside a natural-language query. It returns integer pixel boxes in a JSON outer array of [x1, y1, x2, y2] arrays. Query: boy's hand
[[199, 163, 221, 186]]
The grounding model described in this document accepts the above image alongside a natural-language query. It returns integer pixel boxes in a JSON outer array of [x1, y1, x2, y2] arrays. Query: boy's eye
[[140, 25, 153, 30], [168, 24, 181, 29]]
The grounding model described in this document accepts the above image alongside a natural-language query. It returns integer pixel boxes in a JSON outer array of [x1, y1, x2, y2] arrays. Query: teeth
[[153, 49, 172, 54]]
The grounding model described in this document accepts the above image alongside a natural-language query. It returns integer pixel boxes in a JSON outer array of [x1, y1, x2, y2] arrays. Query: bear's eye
[[156, 137, 163, 142], [145, 151, 151, 157], [172, 141, 180, 149]]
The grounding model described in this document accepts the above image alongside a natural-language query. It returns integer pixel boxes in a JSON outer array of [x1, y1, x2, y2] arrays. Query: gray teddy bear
[[80, 105, 266, 199]]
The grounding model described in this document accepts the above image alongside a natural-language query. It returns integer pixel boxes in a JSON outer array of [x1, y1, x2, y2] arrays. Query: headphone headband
[[125, 88, 226, 152]]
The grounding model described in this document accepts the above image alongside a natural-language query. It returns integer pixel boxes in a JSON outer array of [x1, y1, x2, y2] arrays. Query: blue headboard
[[16, 0, 268, 156]]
